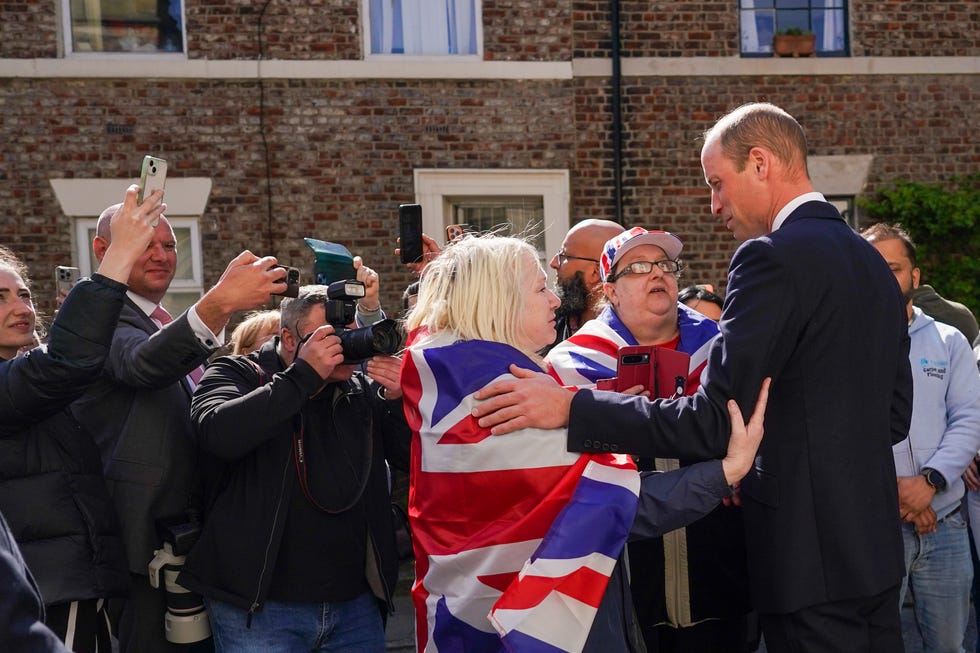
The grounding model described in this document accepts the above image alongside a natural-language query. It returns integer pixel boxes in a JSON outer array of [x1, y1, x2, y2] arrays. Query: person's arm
[[190, 355, 324, 460], [353, 256, 386, 325], [363, 356, 412, 472], [191, 325, 345, 460], [900, 330, 980, 516], [192, 251, 288, 336], [100, 310, 215, 389], [474, 239, 787, 461], [0, 188, 160, 426], [631, 378, 769, 539], [0, 513, 71, 653], [921, 332, 980, 482]]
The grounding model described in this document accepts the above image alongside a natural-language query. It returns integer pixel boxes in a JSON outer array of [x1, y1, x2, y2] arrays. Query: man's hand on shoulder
[[471, 364, 574, 435], [196, 251, 287, 333]]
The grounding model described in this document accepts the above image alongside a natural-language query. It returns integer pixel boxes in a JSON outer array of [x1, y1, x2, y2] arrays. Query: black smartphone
[[272, 266, 300, 298], [399, 204, 424, 264]]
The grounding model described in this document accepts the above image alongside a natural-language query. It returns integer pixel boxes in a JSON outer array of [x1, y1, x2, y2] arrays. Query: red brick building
[[1, 1, 976, 315]]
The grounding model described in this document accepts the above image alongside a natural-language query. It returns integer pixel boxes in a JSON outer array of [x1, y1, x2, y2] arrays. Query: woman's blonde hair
[[229, 309, 281, 355], [405, 235, 541, 354]]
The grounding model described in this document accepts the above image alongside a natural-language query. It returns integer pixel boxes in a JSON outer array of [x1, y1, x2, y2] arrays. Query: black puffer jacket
[[179, 340, 411, 617], [0, 276, 131, 606]]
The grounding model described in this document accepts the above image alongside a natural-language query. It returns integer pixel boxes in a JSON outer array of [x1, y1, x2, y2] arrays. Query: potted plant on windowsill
[[773, 27, 816, 57]]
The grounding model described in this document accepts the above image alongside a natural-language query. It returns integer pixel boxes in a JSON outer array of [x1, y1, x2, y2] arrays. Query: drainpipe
[[610, 0, 624, 224]]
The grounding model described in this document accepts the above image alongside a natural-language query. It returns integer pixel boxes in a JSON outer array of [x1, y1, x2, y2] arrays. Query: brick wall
[[3, 1, 978, 59], [0, 0, 976, 310]]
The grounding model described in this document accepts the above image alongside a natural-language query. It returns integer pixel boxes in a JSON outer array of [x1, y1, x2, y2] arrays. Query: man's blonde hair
[[406, 235, 541, 355], [704, 102, 809, 178]]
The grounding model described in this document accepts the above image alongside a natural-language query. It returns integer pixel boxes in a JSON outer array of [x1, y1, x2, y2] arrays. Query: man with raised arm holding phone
[[471, 103, 914, 653], [68, 201, 287, 653]]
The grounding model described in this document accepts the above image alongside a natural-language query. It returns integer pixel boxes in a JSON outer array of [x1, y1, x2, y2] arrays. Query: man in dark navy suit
[[472, 103, 913, 652]]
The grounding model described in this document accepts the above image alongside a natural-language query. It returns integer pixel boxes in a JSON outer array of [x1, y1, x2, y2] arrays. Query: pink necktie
[[150, 304, 173, 327], [150, 305, 205, 387]]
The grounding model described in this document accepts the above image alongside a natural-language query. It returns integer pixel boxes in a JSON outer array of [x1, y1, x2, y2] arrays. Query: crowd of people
[[2, 101, 979, 653]]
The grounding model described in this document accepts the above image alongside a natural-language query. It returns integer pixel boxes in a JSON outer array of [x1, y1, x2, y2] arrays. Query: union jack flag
[[401, 332, 640, 652], [546, 304, 719, 392]]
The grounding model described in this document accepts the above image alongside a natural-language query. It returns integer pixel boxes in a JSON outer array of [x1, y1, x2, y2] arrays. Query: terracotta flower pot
[[773, 33, 816, 57]]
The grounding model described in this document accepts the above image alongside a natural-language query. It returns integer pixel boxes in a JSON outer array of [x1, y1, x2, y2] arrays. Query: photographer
[[179, 283, 410, 652], [0, 187, 163, 652]]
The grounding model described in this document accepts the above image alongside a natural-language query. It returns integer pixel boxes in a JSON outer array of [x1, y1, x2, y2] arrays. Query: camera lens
[[338, 319, 402, 363]]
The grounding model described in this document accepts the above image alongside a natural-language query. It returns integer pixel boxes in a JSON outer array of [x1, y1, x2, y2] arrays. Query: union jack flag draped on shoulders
[[401, 331, 640, 653], [546, 304, 719, 391]]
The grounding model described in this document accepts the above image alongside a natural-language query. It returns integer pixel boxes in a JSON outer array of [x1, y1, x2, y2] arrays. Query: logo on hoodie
[[919, 357, 948, 381]]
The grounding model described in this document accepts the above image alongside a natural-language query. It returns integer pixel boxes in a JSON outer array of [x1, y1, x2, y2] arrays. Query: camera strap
[[292, 397, 373, 514], [244, 357, 374, 514]]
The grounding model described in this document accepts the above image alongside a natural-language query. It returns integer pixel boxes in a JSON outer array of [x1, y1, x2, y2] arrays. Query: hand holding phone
[[54, 266, 80, 306], [399, 204, 424, 264], [137, 156, 168, 226], [272, 266, 301, 298]]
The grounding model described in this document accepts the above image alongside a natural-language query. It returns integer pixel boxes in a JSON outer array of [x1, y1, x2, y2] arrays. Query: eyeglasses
[[555, 250, 599, 267], [609, 259, 682, 281]]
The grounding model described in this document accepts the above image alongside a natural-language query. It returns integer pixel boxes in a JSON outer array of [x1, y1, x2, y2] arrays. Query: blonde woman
[[400, 234, 769, 653], [229, 309, 280, 355]]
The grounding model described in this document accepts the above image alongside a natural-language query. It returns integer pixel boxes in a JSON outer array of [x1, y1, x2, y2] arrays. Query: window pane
[[741, 8, 775, 53], [813, 8, 846, 51], [173, 226, 193, 281], [370, 0, 478, 55], [69, 0, 184, 53], [450, 197, 545, 255], [741, 0, 847, 55]]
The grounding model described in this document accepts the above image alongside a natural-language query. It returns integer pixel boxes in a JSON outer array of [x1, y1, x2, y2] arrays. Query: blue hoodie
[[893, 307, 980, 518]]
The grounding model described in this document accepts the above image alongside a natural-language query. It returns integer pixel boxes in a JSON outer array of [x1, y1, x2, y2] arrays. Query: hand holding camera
[[297, 324, 346, 380]]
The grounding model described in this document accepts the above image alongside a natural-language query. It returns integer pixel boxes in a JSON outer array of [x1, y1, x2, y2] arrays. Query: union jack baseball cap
[[599, 227, 684, 281]]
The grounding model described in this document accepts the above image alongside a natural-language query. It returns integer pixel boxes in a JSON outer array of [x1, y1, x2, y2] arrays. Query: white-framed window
[[63, 0, 185, 55], [414, 169, 569, 282], [808, 154, 873, 229], [74, 217, 203, 316], [740, 0, 848, 57], [364, 0, 481, 56]]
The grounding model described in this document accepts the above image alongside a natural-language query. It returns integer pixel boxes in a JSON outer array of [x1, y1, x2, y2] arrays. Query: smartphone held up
[[137, 155, 168, 226], [399, 204, 424, 265], [55, 266, 80, 295]]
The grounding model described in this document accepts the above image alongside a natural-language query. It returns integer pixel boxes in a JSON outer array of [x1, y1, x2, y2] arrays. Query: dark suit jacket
[[568, 201, 913, 614], [70, 299, 215, 575]]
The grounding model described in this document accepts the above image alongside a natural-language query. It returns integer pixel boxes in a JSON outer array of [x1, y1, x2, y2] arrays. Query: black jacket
[[178, 340, 411, 616], [0, 276, 131, 606]]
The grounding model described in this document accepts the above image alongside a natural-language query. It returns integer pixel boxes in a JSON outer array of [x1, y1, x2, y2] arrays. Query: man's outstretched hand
[[472, 364, 574, 434]]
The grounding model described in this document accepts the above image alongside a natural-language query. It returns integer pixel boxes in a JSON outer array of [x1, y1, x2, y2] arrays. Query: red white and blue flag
[[546, 305, 719, 392], [401, 332, 640, 652]]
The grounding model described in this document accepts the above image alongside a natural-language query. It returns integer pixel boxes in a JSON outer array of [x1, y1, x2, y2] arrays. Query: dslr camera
[[323, 279, 402, 363], [148, 517, 210, 644]]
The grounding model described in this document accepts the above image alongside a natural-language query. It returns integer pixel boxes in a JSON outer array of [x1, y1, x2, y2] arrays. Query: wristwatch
[[921, 467, 947, 492]]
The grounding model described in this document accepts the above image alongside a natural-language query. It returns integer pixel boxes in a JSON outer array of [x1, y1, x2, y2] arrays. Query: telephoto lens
[[339, 318, 403, 363]]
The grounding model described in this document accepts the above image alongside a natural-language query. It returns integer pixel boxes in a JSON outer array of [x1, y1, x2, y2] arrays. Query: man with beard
[[862, 222, 980, 653], [548, 219, 625, 347]]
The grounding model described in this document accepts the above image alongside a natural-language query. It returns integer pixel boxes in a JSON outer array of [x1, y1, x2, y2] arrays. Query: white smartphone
[[54, 266, 80, 295], [137, 155, 168, 225]]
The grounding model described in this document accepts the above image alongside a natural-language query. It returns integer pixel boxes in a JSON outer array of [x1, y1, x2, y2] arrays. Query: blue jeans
[[899, 508, 973, 653], [205, 592, 384, 653]]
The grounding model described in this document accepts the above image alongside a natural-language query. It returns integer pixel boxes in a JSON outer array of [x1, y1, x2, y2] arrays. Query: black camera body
[[323, 280, 402, 363]]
